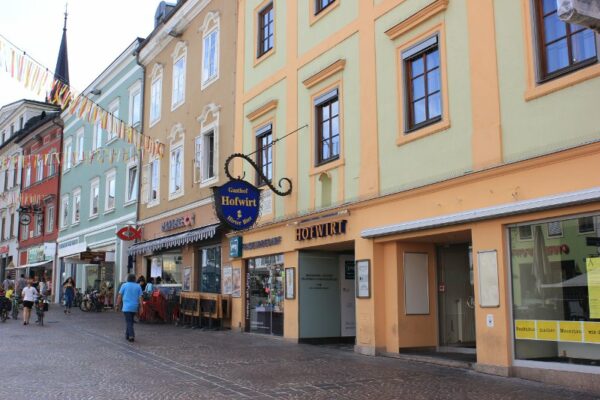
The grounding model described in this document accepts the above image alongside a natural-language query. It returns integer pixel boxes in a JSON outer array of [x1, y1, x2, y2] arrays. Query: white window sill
[[103, 208, 115, 215], [147, 200, 160, 208], [106, 137, 118, 146], [89, 214, 99, 221], [168, 190, 184, 201], [171, 100, 185, 112], [59, 226, 68, 232], [71, 221, 80, 227], [201, 75, 219, 91], [200, 176, 218, 188], [124, 199, 137, 207], [149, 117, 160, 128]]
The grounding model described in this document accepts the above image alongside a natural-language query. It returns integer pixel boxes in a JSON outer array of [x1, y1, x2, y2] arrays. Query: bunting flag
[[0, 35, 166, 158]]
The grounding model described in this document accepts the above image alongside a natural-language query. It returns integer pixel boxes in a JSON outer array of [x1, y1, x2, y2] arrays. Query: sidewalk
[[0, 307, 597, 400]]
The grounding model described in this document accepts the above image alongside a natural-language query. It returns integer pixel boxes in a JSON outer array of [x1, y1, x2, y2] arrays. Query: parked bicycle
[[35, 295, 48, 326], [0, 295, 10, 323], [11, 294, 19, 320], [80, 290, 103, 312], [73, 289, 83, 308]]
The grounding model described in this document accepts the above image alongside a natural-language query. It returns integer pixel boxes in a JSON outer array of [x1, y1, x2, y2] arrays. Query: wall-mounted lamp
[[90, 89, 102, 95]]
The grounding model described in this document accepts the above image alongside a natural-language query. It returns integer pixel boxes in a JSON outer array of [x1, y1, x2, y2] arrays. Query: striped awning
[[128, 223, 219, 256]]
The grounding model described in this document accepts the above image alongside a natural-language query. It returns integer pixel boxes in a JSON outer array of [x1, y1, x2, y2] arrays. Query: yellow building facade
[[225, 0, 600, 392]]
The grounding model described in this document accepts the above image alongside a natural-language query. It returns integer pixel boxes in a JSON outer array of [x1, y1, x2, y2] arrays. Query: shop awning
[[128, 223, 219, 256], [17, 260, 52, 269]]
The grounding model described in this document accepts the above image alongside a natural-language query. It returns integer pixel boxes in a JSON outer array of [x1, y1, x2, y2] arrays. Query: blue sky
[[0, 0, 157, 106]]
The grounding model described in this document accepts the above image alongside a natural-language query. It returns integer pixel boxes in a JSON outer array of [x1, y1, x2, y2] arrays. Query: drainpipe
[[51, 116, 64, 303]]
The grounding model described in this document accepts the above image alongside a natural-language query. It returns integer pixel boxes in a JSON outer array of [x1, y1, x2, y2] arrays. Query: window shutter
[[141, 164, 150, 204]]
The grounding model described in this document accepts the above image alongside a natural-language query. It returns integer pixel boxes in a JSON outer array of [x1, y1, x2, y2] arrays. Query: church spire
[[54, 3, 70, 85]]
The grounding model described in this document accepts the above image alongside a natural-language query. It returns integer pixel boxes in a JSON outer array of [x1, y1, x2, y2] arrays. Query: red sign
[[117, 226, 142, 241], [0, 245, 8, 254]]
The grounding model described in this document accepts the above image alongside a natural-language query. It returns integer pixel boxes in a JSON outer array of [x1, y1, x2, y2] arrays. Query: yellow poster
[[515, 320, 536, 340], [559, 321, 583, 342], [587, 257, 600, 319], [536, 320, 558, 341], [583, 322, 600, 344]]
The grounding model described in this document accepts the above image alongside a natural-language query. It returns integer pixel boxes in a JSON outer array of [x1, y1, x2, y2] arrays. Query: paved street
[[0, 308, 597, 400]]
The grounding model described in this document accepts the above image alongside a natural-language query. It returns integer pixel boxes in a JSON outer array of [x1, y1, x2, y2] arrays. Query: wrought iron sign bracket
[[224, 153, 292, 197]]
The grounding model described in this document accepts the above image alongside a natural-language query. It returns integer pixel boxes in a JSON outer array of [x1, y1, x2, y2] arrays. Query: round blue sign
[[213, 180, 261, 231]]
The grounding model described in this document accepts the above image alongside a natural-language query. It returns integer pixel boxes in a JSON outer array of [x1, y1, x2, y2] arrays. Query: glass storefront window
[[510, 214, 600, 366], [247, 254, 284, 336], [148, 253, 183, 285], [200, 246, 221, 293]]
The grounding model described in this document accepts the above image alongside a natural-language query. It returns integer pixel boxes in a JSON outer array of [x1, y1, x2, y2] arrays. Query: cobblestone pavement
[[0, 308, 598, 400]]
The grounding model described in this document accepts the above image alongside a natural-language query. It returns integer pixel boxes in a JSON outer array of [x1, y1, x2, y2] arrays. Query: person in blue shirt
[[116, 274, 143, 342]]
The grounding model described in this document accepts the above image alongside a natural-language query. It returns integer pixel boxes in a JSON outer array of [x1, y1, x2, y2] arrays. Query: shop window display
[[247, 254, 284, 336], [149, 253, 183, 285], [200, 246, 221, 293], [510, 214, 600, 366]]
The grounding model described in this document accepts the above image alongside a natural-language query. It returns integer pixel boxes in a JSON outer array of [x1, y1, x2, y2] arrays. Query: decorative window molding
[[201, 12, 220, 90], [128, 80, 142, 127], [150, 63, 163, 127], [303, 59, 346, 89], [246, 100, 278, 121], [197, 102, 221, 127], [385, 0, 449, 40], [171, 42, 187, 111]]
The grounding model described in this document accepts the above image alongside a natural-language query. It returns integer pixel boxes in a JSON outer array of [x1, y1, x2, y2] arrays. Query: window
[[315, 0, 336, 15], [126, 164, 138, 203], [60, 196, 69, 228], [200, 246, 221, 293], [33, 213, 43, 237], [72, 189, 81, 224], [403, 35, 442, 131], [36, 157, 43, 182], [21, 221, 28, 241], [150, 75, 162, 125], [25, 165, 31, 187], [169, 147, 183, 196], [19, 116, 24, 129], [0, 212, 4, 240], [90, 179, 99, 217], [76, 130, 84, 163], [107, 100, 119, 142], [578, 216, 595, 233], [93, 122, 103, 151], [547, 221, 562, 237], [202, 27, 219, 86], [172, 55, 186, 108], [46, 205, 54, 233], [3, 169, 8, 191], [64, 138, 73, 169], [149, 159, 160, 203], [11, 211, 16, 238], [105, 172, 116, 211], [258, 2, 274, 58], [534, 0, 597, 81], [202, 130, 215, 182], [510, 214, 600, 367], [194, 136, 202, 183], [315, 89, 340, 165], [256, 124, 273, 186], [129, 84, 142, 126]]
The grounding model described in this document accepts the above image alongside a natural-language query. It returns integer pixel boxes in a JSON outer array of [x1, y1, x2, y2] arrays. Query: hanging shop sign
[[214, 153, 293, 232], [229, 236, 243, 258], [161, 214, 195, 232], [79, 251, 105, 263], [214, 180, 261, 231], [296, 220, 348, 241], [117, 225, 143, 241]]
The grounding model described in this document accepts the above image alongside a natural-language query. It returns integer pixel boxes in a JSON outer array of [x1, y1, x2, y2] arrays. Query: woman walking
[[63, 277, 75, 314], [21, 279, 38, 325]]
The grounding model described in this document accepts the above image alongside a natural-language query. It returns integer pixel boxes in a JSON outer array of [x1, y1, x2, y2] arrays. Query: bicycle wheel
[[12, 304, 18, 320], [1, 310, 7, 322]]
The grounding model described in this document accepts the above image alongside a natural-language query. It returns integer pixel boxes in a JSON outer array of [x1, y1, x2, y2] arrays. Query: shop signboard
[[117, 226, 142, 241], [213, 180, 261, 231], [229, 236, 243, 258], [0, 245, 8, 254], [27, 245, 47, 263], [161, 214, 195, 232], [296, 220, 347, 241], [79, 251, 105, 263]]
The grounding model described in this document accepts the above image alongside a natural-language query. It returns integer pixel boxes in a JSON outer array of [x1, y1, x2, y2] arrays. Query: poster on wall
[[232, 268, 241, 298], [182, 267, 191, 291], [151, 257, 162, 278], [356, 260, 370, 298], [223, 266, 233, 295], [477, 250, 500, 307], [587, 257, 600, 319], [285, 267, 295, 299]]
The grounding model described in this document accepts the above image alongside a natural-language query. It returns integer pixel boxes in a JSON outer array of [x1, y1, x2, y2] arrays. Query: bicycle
[[80, 290, 103, 312], [0, 298, 9, 322], [35, 295, 48, 326], [11, 294, 19, 320]]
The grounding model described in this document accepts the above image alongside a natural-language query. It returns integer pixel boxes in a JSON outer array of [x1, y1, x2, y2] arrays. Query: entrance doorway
[[437, 244, 476, 350], [298, 250, 356, 343], [246, 254, 284, 336]]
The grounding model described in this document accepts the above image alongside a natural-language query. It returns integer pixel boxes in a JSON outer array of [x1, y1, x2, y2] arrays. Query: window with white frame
[[202, 25, 219, 87], [36, 157, 43, 182], [93, 122, 104, 151], [169, 146, 183, 196], [21, 220, 28, 241], [126, 163, 138, 203], [72, 189, 81, 224], [0, 212, 4, 241], [76, 130, 84, 163], [46, 205, 54, 233], [60, 195, 69, 228], [12, 211, 17, 238], [172, 54, 186, 109], [150, 74, 162, 125], [25, 164, 31, 187], [90, 179, 99, 217], [107, 100, 119, 142], [64, 137, 73, 170], [48, 148, 56, 176], [33, 213, 43, 237], [105, 171, 116, 211], [201, 130, 215, 182], [149, 159, 160, 203], [547, 221, 563, 237], [129, 83, 142, 126], [194, 136, 202, 183]]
